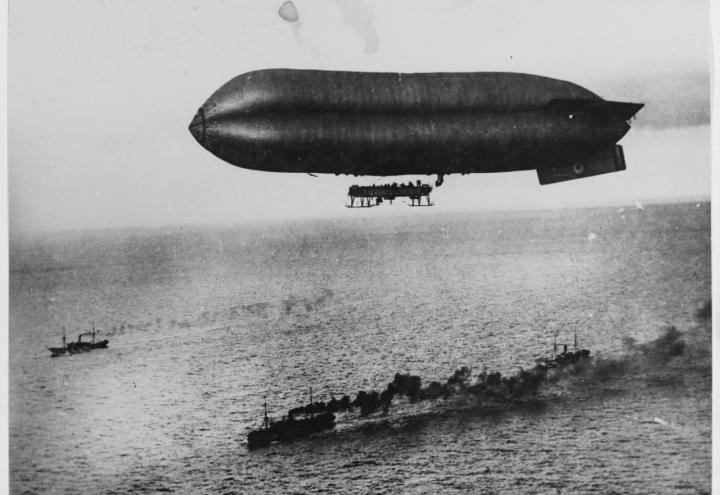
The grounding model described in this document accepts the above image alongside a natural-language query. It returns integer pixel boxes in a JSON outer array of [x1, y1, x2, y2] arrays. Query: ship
[[245, 333, 592, 448], [247, 391, 336, 449], [535, 328, 591, 369], [49, 326, 109, 357]]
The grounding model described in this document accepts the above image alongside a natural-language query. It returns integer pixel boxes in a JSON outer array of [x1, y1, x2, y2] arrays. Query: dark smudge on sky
[[279, 1, 299, 22], [336, 0, 380, 54]]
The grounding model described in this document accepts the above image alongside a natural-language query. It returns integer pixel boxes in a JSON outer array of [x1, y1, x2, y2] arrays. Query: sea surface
[[9, 203, 711, 494]]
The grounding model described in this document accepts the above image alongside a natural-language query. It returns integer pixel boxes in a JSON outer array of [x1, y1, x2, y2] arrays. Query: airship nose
[[189, 108, 206, 146]]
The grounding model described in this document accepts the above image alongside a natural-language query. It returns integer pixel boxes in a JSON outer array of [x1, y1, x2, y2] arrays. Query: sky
[[7, 0, 712, 232]]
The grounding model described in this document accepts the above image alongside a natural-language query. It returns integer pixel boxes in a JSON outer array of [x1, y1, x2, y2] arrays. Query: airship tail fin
[[601, 101, 645, 121], [548, 99, 644, 121], [537, 145, 626, 185]]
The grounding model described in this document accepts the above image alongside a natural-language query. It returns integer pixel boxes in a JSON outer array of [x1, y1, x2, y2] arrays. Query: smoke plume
[[272, 319, 706, 437]]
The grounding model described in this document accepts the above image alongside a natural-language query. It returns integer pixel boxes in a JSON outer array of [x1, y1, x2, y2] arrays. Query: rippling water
[[9, 203, 711, 494]]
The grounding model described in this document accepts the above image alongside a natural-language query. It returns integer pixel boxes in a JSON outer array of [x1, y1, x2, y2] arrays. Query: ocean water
[[9, 203, 711, 494]]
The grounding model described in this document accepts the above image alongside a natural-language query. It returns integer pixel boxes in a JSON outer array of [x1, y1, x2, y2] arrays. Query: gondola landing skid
[[347, 181, 434, 208]]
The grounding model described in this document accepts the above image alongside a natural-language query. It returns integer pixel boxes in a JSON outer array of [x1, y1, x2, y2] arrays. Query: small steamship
[[49, 325, 109, 357], [247, 390, 336, 449]]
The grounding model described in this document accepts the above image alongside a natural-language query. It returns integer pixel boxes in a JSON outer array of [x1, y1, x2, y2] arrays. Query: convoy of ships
[[247, 333, 590, 449], [47, 319, 588, 450]]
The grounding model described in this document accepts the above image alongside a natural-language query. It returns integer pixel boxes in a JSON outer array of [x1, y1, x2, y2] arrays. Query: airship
[[189, 69, 642, 191]]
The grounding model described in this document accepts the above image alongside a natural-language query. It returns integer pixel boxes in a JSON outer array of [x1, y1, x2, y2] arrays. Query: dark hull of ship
[[247, 412, 336, 449], [49, 340, 109, 357]]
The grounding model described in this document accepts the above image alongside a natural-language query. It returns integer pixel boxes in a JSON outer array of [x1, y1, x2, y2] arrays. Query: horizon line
[[7, 195, 711, 236]]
